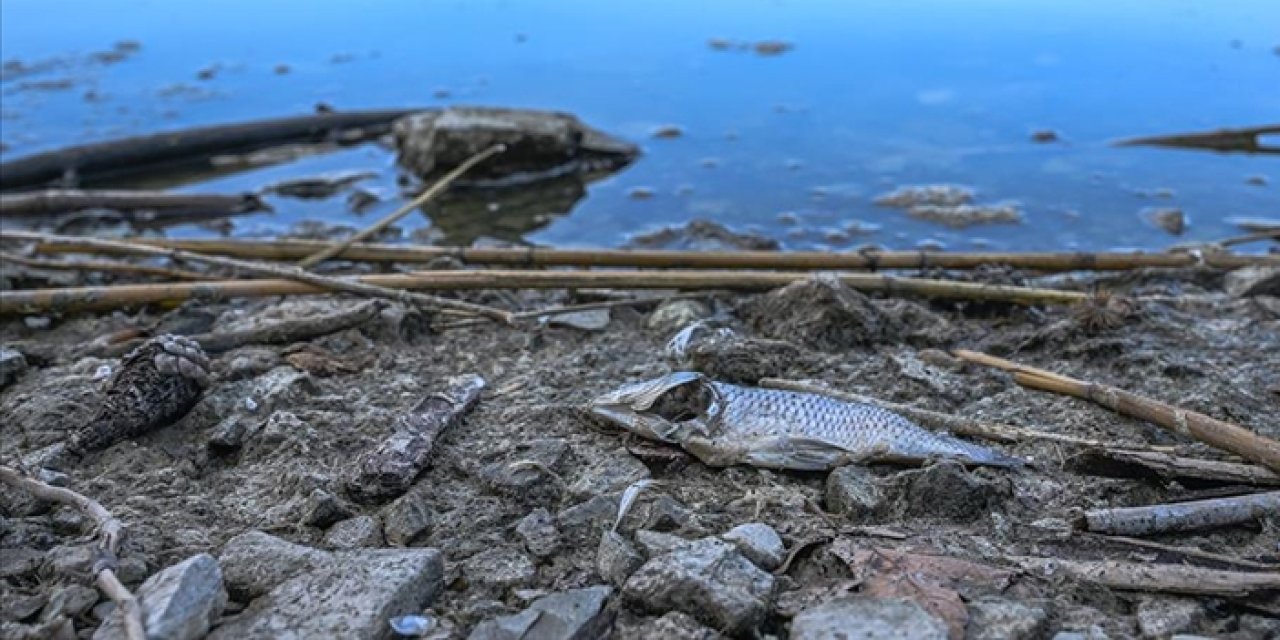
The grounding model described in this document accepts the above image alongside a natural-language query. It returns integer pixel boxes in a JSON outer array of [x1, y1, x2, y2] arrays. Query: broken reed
[[25, 237, 1280, 271], [0, 269, 1089, 314]]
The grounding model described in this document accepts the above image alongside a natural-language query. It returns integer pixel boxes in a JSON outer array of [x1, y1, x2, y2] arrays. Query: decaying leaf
[[830, 540, 1015, 640], [283, 343, 360, 377]]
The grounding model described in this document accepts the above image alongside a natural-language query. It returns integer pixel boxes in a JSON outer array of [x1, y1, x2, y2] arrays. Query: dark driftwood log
[[1082, 491, 1280, 536], [1069, 448, 1280, 486], [0, 189, 265, 217], [1115, 124, 1280, 155], [0, 109, 419, 190], [345, 374, 486, 503]]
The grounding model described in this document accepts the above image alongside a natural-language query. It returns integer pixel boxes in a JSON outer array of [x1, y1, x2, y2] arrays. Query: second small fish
[[590, 372, 1024, 470]]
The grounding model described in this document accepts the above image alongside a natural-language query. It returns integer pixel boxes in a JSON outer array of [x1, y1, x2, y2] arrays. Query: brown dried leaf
[[283, 344, 359, 377]]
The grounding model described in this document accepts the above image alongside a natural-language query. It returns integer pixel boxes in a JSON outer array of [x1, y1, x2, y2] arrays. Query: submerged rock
[[1142, 207, 1187, 235], [625, 219, 779, 252]]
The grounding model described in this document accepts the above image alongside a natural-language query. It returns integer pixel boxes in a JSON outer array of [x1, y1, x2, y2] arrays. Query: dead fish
[[589, 372, 1023, 470], [65, 334, 209, 457]]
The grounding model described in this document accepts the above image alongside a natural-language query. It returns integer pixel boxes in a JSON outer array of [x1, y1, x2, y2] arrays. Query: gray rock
[[468, 585, 613, 640], [966, 597, 1049, 640], [479, 438, 569, 500], [720, 523, 785, 571], [0, 346, 28, 388], [381, 488, 433, 546], [546, 309, 611, 331], [1225, 266, 1280, 297], [899, 461, 1001, 522], [462, 547, 537, 591], [556, 495, 620, 533], [515, 508, 560, 558], [1051, 629, 1109, 640], [260, 410, 308, 444], [248, 367, 317, 414], [622, 538, 774, 635], [42, 544, 95, 581], [566, 448, 650, 500], [217, 530, 328, 600], [790, 596, 947, 640], [302, 489, 354, 528], [598, 530, 645, 586], [208, 547, 443, 640], [94, 553, 227, 640], [207, 415, 253, 450], [645, 300, 711, 334], [633, 529, 691, 558], [826, 465, 884, 520], [0, 547, 44, 579], [323, 515, 384, 549], [614, 611, 724, 640], [39, 585, 98, 622], [1136, 597, 1205, 638], [740, 275, 889, 351]]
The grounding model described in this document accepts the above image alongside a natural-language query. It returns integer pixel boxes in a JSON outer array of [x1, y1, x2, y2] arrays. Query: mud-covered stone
[[967, 597, 1050, 640], [462, 547, 537, 591], [301, 488, 354, 528], [897, 461, 1004, 522], [567, 448, 650, 500], [741, 276, 889, 351], [597, 530, 645, 586], [826, 465, 884, 520], [39, 584, 98, 622], [613, 611, 725, 640], [468, 585, 613, 640], [515, 508, 561, 558], [209, 547, 443, 640], [721, 523, 785, 571], [95, 553, 226, 640], [217, 530, 328, 601], [322, 515, 384, 549], [684, 334, 808, 384], [1136, 597, 1205, 638], [790, 596, 947, 639], [381, 488, 434, 546], [622, 537, 773, 635]]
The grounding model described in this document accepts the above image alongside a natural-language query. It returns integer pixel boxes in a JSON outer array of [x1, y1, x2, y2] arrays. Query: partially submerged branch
[[1081, 491, 1280, 536], [0, 466, 146, 640], [952, 349, 1280, 473], [0, 189, 265, 217], [1115, 123, 1280, 155]]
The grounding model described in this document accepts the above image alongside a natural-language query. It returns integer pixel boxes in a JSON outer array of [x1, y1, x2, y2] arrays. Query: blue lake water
[[2, 0, 1278, 251]]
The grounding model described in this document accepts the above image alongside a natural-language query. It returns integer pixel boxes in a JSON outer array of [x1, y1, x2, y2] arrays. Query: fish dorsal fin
[[628, 371, 708, 411]]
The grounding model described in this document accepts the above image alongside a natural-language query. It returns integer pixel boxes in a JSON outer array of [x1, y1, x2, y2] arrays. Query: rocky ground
[[1, 256, 1278, 639]]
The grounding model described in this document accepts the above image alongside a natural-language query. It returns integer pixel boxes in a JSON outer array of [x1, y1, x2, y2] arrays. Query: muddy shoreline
[[2, 260, 1278, 638]]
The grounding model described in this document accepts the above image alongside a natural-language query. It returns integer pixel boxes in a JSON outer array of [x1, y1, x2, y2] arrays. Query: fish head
[[588, 372, 719, 443]]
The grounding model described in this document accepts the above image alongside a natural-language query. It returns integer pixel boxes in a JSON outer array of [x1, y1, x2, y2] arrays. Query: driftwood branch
[[0, 189, 264, 217], [1115, 124, 1280, 155], [1081, 491, 1280, 536], [1, 251, 209, 281], [758, 377, 1175, 453], [952, 349, 1280, 473], [0, 466, 145, 640], [1, 230, 513, 323], [1013, 556, 1280, 597], [0, 109, 419, 190], [1076, 532, 1278, 571], [0, 268, 1091, 315], [30, 237, 1280, 271], [1068, 448, 1280, 486], [432, 292, 709, 330], [297, 145, 504, 268]]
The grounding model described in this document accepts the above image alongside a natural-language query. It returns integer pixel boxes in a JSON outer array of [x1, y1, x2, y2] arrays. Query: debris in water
[[1142, 207, 1187, 235], [1115, 123, 1280, 155], [874, 184, 975, 208], [754, 40, 794, 56], [1031, 129, 1060, 143], [627, 187, 655, 200], [651, 125, 684, 139]]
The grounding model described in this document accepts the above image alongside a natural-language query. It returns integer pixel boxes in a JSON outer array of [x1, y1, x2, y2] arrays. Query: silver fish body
[[590, 372, 1023, 470]]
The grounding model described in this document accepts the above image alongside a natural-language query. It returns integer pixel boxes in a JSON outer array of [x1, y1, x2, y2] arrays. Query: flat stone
[[790, 596, 947, 640], [208, 547, 443, 640], [515, 508, 560, 558], [720, 523, 785, 571], [0, 346, 28, 388], [217, 530, 329, 601], [826, 465, 884, 520], [622, 538, 773, 635], [598, 530, 645, 586], [634, 529, 691, 558], [967, 597, 1050, 640], [468, 585, 613, 640], [95, 553, 227, 640], [1225, 266, 1280, 297], [556, 495, 620, 534], [1136, 597, 1205, 638], [322, 515, 384, 549], [566, 448, 650, 500], [614, 611, 725, 640], [40, 585, 98, 622], [381, 488, 433, 546], [301, 489, 353, 528], [462, 547, 537, 591]]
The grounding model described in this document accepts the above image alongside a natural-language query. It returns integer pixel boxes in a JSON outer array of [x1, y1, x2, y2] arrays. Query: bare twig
[[758, 377, 1177, 453], [952, 349, 1280, 473], [297, 144, 505, 267], [1, 230, 513, 323], [1013, 555, 1280, 597], [33, 237, 1280, 271], [0, 268, 1091, 315], [1068, 448, 1280, 486], [0, 466, 145, 640], [1, 251, 209, 281], [1076, 532, 1278, 571], [1080, 491, 1280, 536]]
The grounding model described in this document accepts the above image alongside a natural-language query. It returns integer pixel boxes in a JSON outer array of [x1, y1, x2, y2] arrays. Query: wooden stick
[[0, 189, 264, 217], [297, 145, 504, 268], [431, 292, 708, 330], [952, 349, 1280, 473], [31, 237, 1280, 271], [0, 109, 419, 190], [1077, 532, 1278, 571], [0, 466, 145, 640], [1068, 448, 1280, 486], [758, 377, 1176, 452], [1, 251, 209, 281], [1012, 556, 1280, 597], [1, 230, 513, 323], [1081, 491, 1280, 536]]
